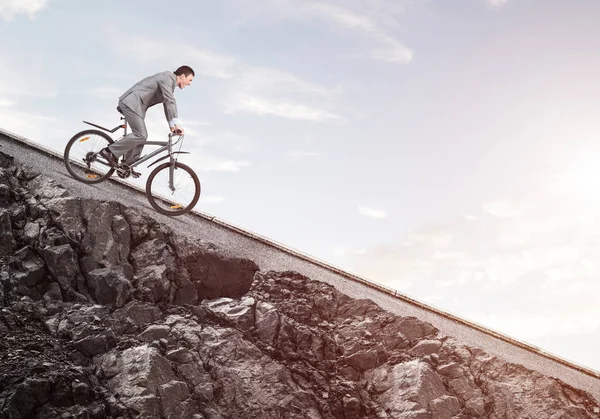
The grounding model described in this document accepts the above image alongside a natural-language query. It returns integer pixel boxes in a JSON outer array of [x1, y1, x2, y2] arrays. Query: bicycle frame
[[84, 114, 189, 190], [127, 134, 186, 191]]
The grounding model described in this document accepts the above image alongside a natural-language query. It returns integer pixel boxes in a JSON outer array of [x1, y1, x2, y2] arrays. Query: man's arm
[[157, 73, 180, 129]]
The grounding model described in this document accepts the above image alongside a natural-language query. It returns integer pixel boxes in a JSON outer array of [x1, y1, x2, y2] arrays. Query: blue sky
[[1, 0, 600, 372]]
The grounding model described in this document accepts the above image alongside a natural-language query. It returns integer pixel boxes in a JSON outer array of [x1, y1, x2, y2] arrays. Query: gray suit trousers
[[107, 103, 148, 165]]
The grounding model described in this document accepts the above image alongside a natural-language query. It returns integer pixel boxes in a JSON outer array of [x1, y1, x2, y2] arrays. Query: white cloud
[[308, 3, 378, 31], [224, 94, 343, 122], [481, 199, 526, 218], [486, 0, 511, 6], [236, 67, 332, 97], [0, 0, 49, 21], [287, 151, 322, 159], [433, 251, 468, 261], [497, 231, 530, 246], [181, 45, 238, 79], [358, 206, 387, 219], [115, 35, 236, 79], [0, 97, 14, 107], [85, 87, 123, 100], [407, 229, 453, 249], [108, 32, 343, 123], [545, 150, 600, 203], [233, 0, 413, 64], [223, 66, 342, 122], [306, 3, 412, 63]]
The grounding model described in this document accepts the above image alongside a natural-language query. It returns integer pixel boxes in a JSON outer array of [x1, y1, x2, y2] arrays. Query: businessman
[[100, 65, 194, 177]]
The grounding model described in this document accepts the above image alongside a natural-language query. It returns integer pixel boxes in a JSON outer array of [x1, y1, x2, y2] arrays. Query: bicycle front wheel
[[64, 129, 115, 183], [146, 162, 201, 216]]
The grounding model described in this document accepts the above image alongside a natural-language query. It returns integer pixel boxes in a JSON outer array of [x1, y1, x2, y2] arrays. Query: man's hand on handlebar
[[171, 125, 184, 135]]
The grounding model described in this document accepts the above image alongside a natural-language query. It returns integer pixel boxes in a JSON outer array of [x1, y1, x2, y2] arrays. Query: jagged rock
[[10, 246, 46, 300], [22, 220, 40, 245], [81, 201, 132, 268], [255, 300, 280, 344], [97, 344, 177, 415], [43, 243, 79, 291], [26, 175, 69, 201], [392, 317, 439, 341], [430, 395, 462, 419], [42, 281, 63, 303], [411, 339, 443, 356], [0, 308, 110, 419], [366, 360, 448, 414], [39, 225, 70, 248], [0, 148, 599, 419], [0, 209, 16, 255], [87, 267, 133, 308], [0, 183, 11, 206], [135, 264, 172, 303], [203, 296, 256, 330], [159, 380, 198, 418], [436, 361, 465, 379], [181, 238, 260, 300], [0, 275, 5, 307], [345, 349, 380, 371], [140, 324, 171, 341], [112, 301, 163, 333]]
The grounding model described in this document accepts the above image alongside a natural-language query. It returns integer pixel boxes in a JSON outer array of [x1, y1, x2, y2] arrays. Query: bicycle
[[63, 108, 201, 216]]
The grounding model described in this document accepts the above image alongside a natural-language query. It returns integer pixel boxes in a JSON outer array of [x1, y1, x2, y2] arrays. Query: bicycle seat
[[117, 106, 123, 114]]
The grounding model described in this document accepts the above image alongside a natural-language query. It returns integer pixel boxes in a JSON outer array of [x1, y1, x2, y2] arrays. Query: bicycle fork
[[168, 139, 176, 192]]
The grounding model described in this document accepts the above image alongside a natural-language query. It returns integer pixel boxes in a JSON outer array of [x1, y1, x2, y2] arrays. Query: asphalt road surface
[[1, 129, 599, 403]]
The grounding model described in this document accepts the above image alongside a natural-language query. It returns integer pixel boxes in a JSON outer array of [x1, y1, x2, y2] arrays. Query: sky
[[1, 0, 600, 372]]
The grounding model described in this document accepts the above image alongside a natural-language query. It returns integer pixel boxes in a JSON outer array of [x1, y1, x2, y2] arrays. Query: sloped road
[[2, 129, 599, 403]]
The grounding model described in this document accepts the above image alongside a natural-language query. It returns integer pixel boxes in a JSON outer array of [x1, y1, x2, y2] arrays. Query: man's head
[[175, 65, 195, 89]]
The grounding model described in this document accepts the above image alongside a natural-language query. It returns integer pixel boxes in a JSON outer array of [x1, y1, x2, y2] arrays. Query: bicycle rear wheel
[[146, 162, 201, 216], [64, 129, 115, 183]]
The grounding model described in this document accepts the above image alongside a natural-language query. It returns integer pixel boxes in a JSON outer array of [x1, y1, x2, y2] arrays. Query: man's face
[[177, 74, 194, 89]]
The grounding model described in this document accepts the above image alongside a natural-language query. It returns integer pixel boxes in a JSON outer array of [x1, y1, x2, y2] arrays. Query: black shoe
[[131, 169, 141, 179], [99, 148, 118, 167]]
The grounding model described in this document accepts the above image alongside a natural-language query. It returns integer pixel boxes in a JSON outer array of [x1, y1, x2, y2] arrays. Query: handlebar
[[168, 132, 185, 147]]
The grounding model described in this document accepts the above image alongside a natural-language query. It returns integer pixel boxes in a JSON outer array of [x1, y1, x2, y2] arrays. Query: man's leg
[[107, 105, 147, 165]]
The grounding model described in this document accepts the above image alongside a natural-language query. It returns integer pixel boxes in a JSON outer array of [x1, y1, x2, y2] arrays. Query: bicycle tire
[[64, 129, 115, 184], [145, 162, 201, 216]]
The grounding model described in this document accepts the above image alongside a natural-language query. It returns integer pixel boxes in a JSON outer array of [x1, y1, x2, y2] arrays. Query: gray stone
[[22, 221, 40, 245], [255, 301, 280, 344], [203, 296, 255, 329], [87, 268, 132, 308], [140, 324, 171, 341], [43, 244, 79, 290], [431, 395, 461, 419], [0, 210, 16, 256], [411, 339, 443, 356], [43, 282, 63, 303]]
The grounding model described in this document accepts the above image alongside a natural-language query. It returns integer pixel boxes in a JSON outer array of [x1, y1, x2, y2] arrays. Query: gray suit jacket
[[119, 71, 178, 122]]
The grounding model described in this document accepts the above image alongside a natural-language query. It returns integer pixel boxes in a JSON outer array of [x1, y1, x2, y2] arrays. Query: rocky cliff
[[0, 150, 598, 419]]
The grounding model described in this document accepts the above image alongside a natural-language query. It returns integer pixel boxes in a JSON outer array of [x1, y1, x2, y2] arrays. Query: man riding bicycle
[[100, 65, 195, 177]]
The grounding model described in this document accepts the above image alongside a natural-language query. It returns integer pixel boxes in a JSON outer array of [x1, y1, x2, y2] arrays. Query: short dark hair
[[175, 65, 195, 77]]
